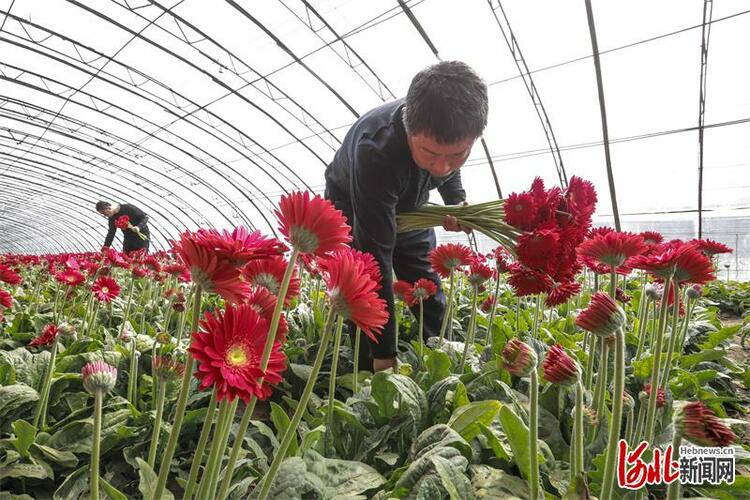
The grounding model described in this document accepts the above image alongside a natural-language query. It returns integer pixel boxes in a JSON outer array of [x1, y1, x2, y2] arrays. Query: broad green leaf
[[270, 402, 297, 458], [11, 419, 36, 457], [53, 466, 87, 500], [303, 449, 386, 497], [680, 348, 726, 368], [448, 400, 501, 441], [100, 477, 128, 500], [452, 381, 470, 409], [136, 457, 174, 500], [470, 464, 529, 499], [426, 350, 452, 386], [432, 454, 470, 500], [300, 424, 325, 454], [0, 462, 49, 480], [498, 405, 545, 481], [32, 443, 78, 468], [0, 384, 38, 423], [698, 324, 741, 350], [477, 422, 511, 461]]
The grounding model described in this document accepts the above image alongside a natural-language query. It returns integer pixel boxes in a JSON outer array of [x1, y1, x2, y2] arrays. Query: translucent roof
[[1, 0, 748, 265]]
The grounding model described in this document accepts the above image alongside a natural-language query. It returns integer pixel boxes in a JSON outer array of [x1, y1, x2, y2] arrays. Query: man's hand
[[442, 215, 472, 234], [131, 226, 140, 233], [373, 357, 397, 372]]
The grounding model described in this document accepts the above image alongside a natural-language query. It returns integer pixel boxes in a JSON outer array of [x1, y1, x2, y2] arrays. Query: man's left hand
[[442, 215, 472, 234]]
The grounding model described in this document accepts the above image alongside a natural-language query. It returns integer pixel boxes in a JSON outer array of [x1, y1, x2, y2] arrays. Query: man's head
[[404, 61, 488, 177], [96, 201, 115, 217]]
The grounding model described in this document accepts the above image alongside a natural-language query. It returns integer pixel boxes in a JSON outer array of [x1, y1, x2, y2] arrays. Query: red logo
[[617, 440, 679, 489]]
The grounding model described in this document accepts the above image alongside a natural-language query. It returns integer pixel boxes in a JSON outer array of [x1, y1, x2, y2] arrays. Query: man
[[324, 61, 488, 372], [96, 201, 151, 253]]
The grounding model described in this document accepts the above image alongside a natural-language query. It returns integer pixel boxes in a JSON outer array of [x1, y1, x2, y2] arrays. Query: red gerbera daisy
[[516, 229, 560, 270], [29, 323, 58, 347], [56, 269, 86, 287], [428, 243, 474, 278], [318, 249, 388, 341], [640, 231, 664, 245], [245, 287, 289, 341], [0, 264, 21, 285], [115, 215, 130, 230], [542, 344, 581, 385], [163, 263, 186, 276], [91, 276, 121, 303], [502, 339, 538, 377], [241, 255, 300, 305], [143, 256, 162, 273], [629, 243, 715, 285], [467, 260, 494, 287], [545, 281, 582, 307], [131, 267, 148, 279], [404, 278, 438, 307], [588, 226, 615, 238], [193, 226, 286, 266], [689, 238, 733, 257], [393, 280, 412, 300], [0, 289, 12, 309], [189, 304, 287, 402], [575, 292, 627, 337], [276, 191, 352, 256], [503, 192, 537, 230], [492, 246, 511, 273], [678, 401, 736, 447], [480, 294, 495, 313], [173, 231, 250, 303], [507, 264, 553, 296], [578, 231, 647, 268], [350, 249, 383, 288], [565, 176, 597, 222]]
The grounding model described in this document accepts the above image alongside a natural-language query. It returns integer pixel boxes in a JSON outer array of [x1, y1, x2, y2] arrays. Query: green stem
[[665, 428, 683, 500], [624, 406, 634, 450], [353, 327, 361, 393], [632, 398, 646, 444], [127, 337, 138, 406], [590, 340, 608, 441], [674, 298, 697, 359], [33, 337, 59, 429], [216, 398, 257, 499], [30, 277, 43, 316], [515, 296, 521, 332], [532, 294, 542, 340], [394, 301, 400, 349], [147, 379, 166, 468], [326, 316, 345, 451], [198, 398, 237, 500], [87, 301, 101, 338], [634, 295, 651, 361], [601, 327, 626, 499], [418, 300, 425, 362], [91, 390, 103, 500], [122, 278, 136, 331], [153, 285, 203, 500], [52, 284, 62, 324], [643, 275, 676, 443], [529, 369, 540, 500], [459, 285, 479, 373], [183, 391, 218, 500], [487, 275, 502, 348], [438, 270, 455, 342], [256, 309, 336, 500], [659, 285, 684, 393], [575, 380, 584, 479]]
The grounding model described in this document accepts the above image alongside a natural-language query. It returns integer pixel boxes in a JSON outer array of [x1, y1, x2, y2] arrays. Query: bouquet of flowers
[[115, 215, 148, 240]]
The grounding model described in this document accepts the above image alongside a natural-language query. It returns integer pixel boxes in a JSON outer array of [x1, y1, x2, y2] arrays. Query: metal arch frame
[[486, 0, 568, 188], [697, 0, 713, 239], [0, 217, 81, 254], [0, 71, 276, 233], [0, 11, 312, 211]]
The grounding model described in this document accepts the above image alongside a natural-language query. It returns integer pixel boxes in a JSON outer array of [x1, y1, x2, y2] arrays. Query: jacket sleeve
[[350, 144, 402, 359], [128, 205, 148, 228], [103, 218, 116, 248], [437, 170, 466, 205]]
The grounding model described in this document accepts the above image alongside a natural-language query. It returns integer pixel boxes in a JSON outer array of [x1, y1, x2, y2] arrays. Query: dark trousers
[[123, 225, 150, 253]]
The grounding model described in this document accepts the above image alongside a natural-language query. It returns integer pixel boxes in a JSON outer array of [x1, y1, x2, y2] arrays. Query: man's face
[[407, 133, 475, 178], [98, 207, 114, 218]]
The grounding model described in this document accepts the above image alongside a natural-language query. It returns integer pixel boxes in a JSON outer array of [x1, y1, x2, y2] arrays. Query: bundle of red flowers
[[115, 215, 130, 230]]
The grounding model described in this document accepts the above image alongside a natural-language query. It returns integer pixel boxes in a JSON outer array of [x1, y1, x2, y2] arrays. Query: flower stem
[[438, 270, 455, 342], [153, 285, 203, 500], [659, 285, 684, 393], [147, 379, 166, 468], [183, 391, 218, 500], [643, 275, 676, 443], [575, 380, 584, 480], [590, 340, 608, 442], [666, 428, 683, 500], [459, 285, 479, 373], [198, 398, 237, 500], [127, 337, 138, 406], [52, 284, 62, 324], [418, 300, 425, 361], [532, 294, 542, 340], [256, 309, 336, 500], [585, 334, 596, 391], [33, 337, 59, 429], [353, 327, 361, 393], [326, 316, 345, 452], [91, 390, 103, 500], [529, 369, 540, 500], [632, 398, 646, 444], [601, 327, 626, 499], [487, 276, 501, 348], [216, 398, 257, 499]]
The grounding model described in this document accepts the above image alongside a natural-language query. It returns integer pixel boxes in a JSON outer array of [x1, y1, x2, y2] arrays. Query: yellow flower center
[[226, 345, 248, 367], [101, 287, 109, 294]]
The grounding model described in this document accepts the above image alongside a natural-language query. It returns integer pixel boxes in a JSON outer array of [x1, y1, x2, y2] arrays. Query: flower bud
[[622, 391, 635, 410], [675, 401, 735, 447], [686, 284, 702, 300], [58, 322, 76, 337], [502, 339, 537, 377], [542, 344, 581, 386], [155, 332, 172, 345], [82, 361, 117, 394], [645, 283, 660, 301], [575, 292, 626, 338]]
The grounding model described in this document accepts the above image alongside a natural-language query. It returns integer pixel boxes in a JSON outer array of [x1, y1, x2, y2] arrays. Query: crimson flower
[[480, 294, 495, 313], [276, 191, 351, 256], [29, 324, 58, 347], [542, 344, 581, 385], [193, 226, 286, 266], [131, 267, 148, 279], [545, 281, 582, 307], [640, 383, 666, 408], [615, 287, 631, 303], [56, 269, 85, 287], [640, 231, 664, 245], [492, 246, 511, 273], [91, 276, 121, 303], [104, 248, 130, 269], [404, 278, 438, 307], [0, 289, 11, 309], [517, 229, 560, 270], [575, 292, 626, 337], [393, 280, 412, 300], [0, 264, 21, 285], [163, 263, 186, 276], [629, 243, 715, 285], [428, 243, 473, 278], [678, 401, 736, 447], [174, 231, 250, 303], [503, 192, 537, 230], [318, 249, 388, 341], [143, 256, 162, 273], [245, 287, 289, 341], [565, 176, 597, 222], [588, 227, 615, 238], [241, 255, 300, 305], [502, 339, 537, 377], [507, 264, 553, 296], [690, 238, 733, 257], [189, 304, 287, 402], [350, 249, 383, 288], [467, 260, 494, 287], [152, 355, 185, 381], [578, 231, 647, 269], [115, 215, 130, 230]]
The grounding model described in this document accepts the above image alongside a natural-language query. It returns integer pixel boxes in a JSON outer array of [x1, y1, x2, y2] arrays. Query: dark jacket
[[324, 99, 465, 357], [103, 203, 150, 251]]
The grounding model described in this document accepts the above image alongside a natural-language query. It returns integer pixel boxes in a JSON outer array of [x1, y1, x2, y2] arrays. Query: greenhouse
[[1, 0, 749, 498]]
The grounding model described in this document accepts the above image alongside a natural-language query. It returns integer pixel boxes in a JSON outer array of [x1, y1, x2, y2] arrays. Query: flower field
[[1, 180, 749, 499]]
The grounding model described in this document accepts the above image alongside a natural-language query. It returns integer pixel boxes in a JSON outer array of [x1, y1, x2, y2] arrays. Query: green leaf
[[57, 338, 104, 357], [470, 464, 529, 499], [452, 381, 470, 409], [0, 463, 49, 480], [100, 477, 128, 500], [425, 350, 452, 386], [0, 384, 38, 423], [448, 400, 501, 441], [498, 405, 544, 481], [53, 466, 88, 500], [11, 419, 37, 457], [698, 324, 741, 350], [431, 454, 471, 500], [137, 457, 174, 500], [680, 348, 726, 368], [270, 402, 297, 458], [300, 424, 325, 454], [410, 425, 473, 461], [477, 422, 511, 461], [303, 449, 386, 497], [32, 443, 79, 468]]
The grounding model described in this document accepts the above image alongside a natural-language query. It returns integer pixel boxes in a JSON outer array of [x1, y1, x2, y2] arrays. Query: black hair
[[95, 201, 110, 212], [404, 61, 488, 144]]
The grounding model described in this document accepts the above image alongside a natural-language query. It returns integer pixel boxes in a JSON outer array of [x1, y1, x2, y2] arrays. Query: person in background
[[324, 61, 488, 372], [96, 201, 150, 254]]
